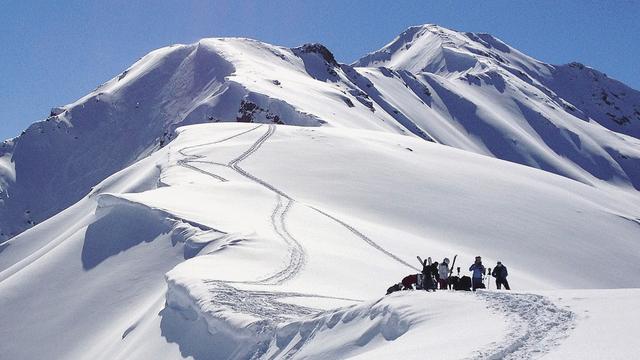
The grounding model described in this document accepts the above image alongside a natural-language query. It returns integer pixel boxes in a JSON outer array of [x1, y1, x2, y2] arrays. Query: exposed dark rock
[[237, 99, 286, 124], [266, 113, 284, 124], [295, 43, 338, 66], [237, 100, 258, 123], [49, 107, 65, 117], [117, 70, 129, 81], [343, 98, 355, 108], [613, 115, 630, 125]]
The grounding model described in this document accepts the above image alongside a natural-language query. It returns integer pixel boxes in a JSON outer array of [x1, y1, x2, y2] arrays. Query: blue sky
[[1, 0, 639, 140]]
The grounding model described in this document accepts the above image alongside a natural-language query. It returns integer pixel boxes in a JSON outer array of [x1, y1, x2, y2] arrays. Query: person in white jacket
[[437, 258, 450, 289]]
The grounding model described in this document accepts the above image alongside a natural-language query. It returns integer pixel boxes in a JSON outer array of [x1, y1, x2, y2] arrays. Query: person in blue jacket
[[469, 256, 486, 291], [491, 261, 510, 290]]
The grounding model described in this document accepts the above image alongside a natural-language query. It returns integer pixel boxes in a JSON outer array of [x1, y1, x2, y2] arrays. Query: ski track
[[471, 291, 576, 360], [177, 124, 305, 286], [222, 124, 305, 285], [309, 206, 419, 271], [177, 124, 416, 285], [176, 124, 264, 183], [259, 195, 304, 285]]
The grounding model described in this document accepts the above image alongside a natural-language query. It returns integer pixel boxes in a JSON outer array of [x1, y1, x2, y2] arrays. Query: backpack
[[415, 273, 424, 290], [456, 275, 472, 291], [386, 283, 402, 295], [419, 273, 436, 291], [447, 275, 460, 289]]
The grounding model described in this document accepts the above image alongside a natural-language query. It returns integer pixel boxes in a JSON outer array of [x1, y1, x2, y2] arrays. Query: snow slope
[[2, 25, 640, 240], [1, 123, 639, 359]]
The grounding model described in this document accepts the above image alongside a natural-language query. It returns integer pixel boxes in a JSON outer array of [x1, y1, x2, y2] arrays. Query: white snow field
[[1, 123, 639, 359], [1, 24, 640, 359]]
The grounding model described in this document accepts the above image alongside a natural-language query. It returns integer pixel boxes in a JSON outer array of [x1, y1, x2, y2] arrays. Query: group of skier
[[387, 255, 510, 295]]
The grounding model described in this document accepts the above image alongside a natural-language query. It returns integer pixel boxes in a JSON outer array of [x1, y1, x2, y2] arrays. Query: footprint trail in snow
[[472, 291, 576, 360]]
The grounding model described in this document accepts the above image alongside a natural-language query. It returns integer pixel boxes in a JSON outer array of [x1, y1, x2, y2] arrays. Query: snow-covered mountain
[[1, 24, 639, 240], [353, 25, 640, 186], [1, 24, 640, 359], [355, 24, 640, 137]]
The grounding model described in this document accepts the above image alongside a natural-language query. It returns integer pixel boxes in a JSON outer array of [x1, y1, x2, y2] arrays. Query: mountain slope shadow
[[81, 205, 171, 270]]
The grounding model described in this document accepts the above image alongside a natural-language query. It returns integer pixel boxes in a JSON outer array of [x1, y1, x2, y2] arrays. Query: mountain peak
[[353, 24, 533, 76]]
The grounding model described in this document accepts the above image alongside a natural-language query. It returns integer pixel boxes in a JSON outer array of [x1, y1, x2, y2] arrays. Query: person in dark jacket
[[429, 261, 440, 282], [491, 261, 510, 290], [432, 261, 441, 290], [469, 256, 486, 291], [401, 274, 418, 290], [420, 260, 439, 291]]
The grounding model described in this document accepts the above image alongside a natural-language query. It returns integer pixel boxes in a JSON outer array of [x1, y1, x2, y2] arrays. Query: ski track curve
[[176, 124, 264, 183], [224, 124, 417, 275], [176, 124, 305, 285], [471, 291, 576, 360], [236, 127, 419, 272], [222, 124, 306, 285], [258, 195, 304, 285], [177, 124, 416, 284]]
